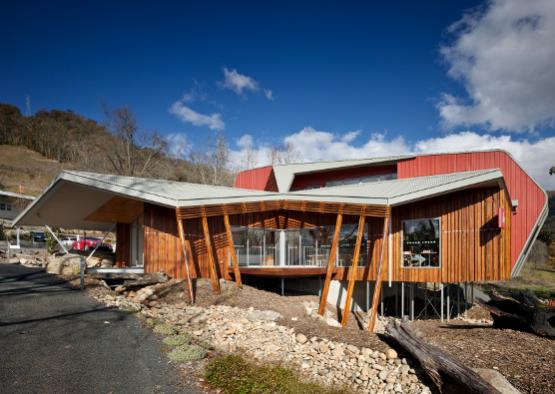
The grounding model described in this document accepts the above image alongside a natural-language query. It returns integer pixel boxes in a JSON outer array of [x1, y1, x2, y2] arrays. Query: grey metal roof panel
[[12, 168, 504, 230], [61, 171, 275, 207], [289, 169, 503, 206], [272, 155, 415, 192]]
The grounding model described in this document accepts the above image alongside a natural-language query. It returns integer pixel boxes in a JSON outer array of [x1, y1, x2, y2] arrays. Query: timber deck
[[229, 266, 332, 277]]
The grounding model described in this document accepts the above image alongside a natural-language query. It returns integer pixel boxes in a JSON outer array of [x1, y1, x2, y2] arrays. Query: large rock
[[46, 254, 83, 275], [246, 309, 282, 322]]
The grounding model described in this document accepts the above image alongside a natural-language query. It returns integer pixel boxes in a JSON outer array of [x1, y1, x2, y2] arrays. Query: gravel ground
[[181, 278, 390, 352], [411, 320, 555, 394]]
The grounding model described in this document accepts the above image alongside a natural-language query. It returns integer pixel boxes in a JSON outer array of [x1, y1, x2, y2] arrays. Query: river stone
[[295, 333, 308, 344], [386, 348, 398, 359]]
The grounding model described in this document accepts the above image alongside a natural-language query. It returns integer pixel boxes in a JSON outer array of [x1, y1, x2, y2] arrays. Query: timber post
[[341, 214, 366, 327], [201, 209, 222, 294], [175, 209, 195, 303], [368, 211, 391, 332], [318, 212, 343, 316], [223, 210, 242, 287]]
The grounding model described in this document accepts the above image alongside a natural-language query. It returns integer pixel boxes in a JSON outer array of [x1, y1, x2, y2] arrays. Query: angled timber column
[[175, 209, 195, 303], [201, 209, 222, 294], [318, 212, 343, 316], [368, 211, 391, 332], [341, 214, 366, 327], [223, 210, 242, 287]]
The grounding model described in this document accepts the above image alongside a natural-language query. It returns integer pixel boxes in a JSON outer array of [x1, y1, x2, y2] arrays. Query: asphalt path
[[0, 264, 198, 394]]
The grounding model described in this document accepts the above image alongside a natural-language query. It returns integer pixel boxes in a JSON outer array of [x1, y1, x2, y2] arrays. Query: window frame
[[401, 217, 441, 269]]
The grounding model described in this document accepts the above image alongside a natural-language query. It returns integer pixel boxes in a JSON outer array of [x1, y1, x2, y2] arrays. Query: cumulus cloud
[[169, 100, 224, 131], [229, 127, 555, 189], [221, 67, 259, 95], [165, 133, 191, 158], [264, 89, 274, 100], [439, 0, 555, 132], [220, 67, 274, 100]]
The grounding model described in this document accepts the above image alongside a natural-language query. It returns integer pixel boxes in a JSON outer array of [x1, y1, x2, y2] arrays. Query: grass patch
[[486, 265, 555, 299], [168, 344, 207, 363], [153, 323, 179, 336], [205, 354, 347, 394], [163, 334, 191, 347]]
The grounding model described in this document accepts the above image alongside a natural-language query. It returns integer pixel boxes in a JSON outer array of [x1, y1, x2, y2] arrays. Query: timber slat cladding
[[143, 186, 510, 284], [177, 200, 388, 219], [332, 187, 511, 282]]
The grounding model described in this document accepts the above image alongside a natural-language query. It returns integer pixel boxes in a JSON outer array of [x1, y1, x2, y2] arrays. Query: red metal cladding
[[290, 165, 397, 190], [234, 166, 277, 191], [397, 151, 547, 272]]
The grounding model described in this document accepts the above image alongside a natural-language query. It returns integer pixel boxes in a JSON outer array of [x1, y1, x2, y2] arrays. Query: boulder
[[246, 309, 282, 322]]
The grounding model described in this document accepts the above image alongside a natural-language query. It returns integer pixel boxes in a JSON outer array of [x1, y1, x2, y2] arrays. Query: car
[[61, 235, 77, 249], [32, 231, 46, 242], [72, 237, 112, 252]]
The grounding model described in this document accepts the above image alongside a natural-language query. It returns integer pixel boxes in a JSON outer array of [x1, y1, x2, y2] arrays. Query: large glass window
[[402, 218, 440, 268], [337, 223, 368, 267]]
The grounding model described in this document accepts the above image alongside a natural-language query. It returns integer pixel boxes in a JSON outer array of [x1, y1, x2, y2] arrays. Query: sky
[[1, 0, 555, 188]]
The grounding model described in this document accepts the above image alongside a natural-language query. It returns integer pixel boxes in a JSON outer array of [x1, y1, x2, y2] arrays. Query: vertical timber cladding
[[143, 203, 371, 280], [374, 187, 511, 283], [397, 151, 546, 271]]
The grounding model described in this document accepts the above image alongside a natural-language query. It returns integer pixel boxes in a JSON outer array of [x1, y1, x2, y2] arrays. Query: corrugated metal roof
[[63, 171, 277, 206], [12, 168, 505, 229], [289, 169, 503, 206], [272, 155, 414, 192]]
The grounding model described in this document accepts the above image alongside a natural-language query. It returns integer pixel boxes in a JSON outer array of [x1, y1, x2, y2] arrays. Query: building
[[12, 150, 548, 330], [0, 190, 35, 221]]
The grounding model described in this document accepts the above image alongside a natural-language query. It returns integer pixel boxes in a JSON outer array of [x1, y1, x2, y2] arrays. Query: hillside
[[0, 103, 234, 194], [0, 145, 64, 195]]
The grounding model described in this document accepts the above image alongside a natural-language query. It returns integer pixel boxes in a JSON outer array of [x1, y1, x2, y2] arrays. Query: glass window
[[326, 173, 396, 187], [402, 218, 440, 268], [337, 223, 368, 267], [0, 203, 5, 211], [6, 204, 11, 211]]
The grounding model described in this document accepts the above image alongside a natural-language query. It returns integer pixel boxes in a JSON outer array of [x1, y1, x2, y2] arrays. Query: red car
[[72, 237, 112, 252]]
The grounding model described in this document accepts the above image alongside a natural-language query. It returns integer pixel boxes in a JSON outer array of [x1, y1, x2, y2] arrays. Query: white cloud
[[169, 100, 224, 131], [220, 67, 274, 100], [221, 67, 259, 95], [264, 89, 274, 100], [165, 133, 191, 158], [229, 127, 555, 189], [439, 0, 555, 131]]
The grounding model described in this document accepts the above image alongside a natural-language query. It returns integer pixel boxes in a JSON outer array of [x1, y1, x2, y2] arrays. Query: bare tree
[[105, 106, 167, 176]]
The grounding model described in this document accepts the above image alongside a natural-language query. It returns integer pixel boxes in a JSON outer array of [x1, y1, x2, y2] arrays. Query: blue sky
[[2, 0, 555, 187]]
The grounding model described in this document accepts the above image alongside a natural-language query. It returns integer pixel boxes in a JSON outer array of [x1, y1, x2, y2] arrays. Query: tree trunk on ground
[[114, 272, 168, 293], [481, 290, 555, 338], [386, 321, 501, 394]]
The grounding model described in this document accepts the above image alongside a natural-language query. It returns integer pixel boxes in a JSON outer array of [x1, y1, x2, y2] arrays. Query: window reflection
[[402, 218, 440, 268]]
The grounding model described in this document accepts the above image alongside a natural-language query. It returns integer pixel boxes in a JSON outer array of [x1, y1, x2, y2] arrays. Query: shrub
[[168, 344, 207, 363], [153, 323, 178, 336], [163, 334, 190, 347], [205, 354, 346, 394], [0, 223, 5, 241]]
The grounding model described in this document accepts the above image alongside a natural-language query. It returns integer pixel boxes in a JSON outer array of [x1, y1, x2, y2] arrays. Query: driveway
[[0, 264, 198, 393]]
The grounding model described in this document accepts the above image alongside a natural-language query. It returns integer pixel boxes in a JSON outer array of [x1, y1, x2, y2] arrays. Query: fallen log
[[482, 289, 555, 338], [386, 321, 501, 394], [114, 273, 169, 293], [132, 279, 184, 304]]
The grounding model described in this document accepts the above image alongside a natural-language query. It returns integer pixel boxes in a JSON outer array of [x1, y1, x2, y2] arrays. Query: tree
[[550, 166, 554, 175], [104, 106, 167, 176]]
